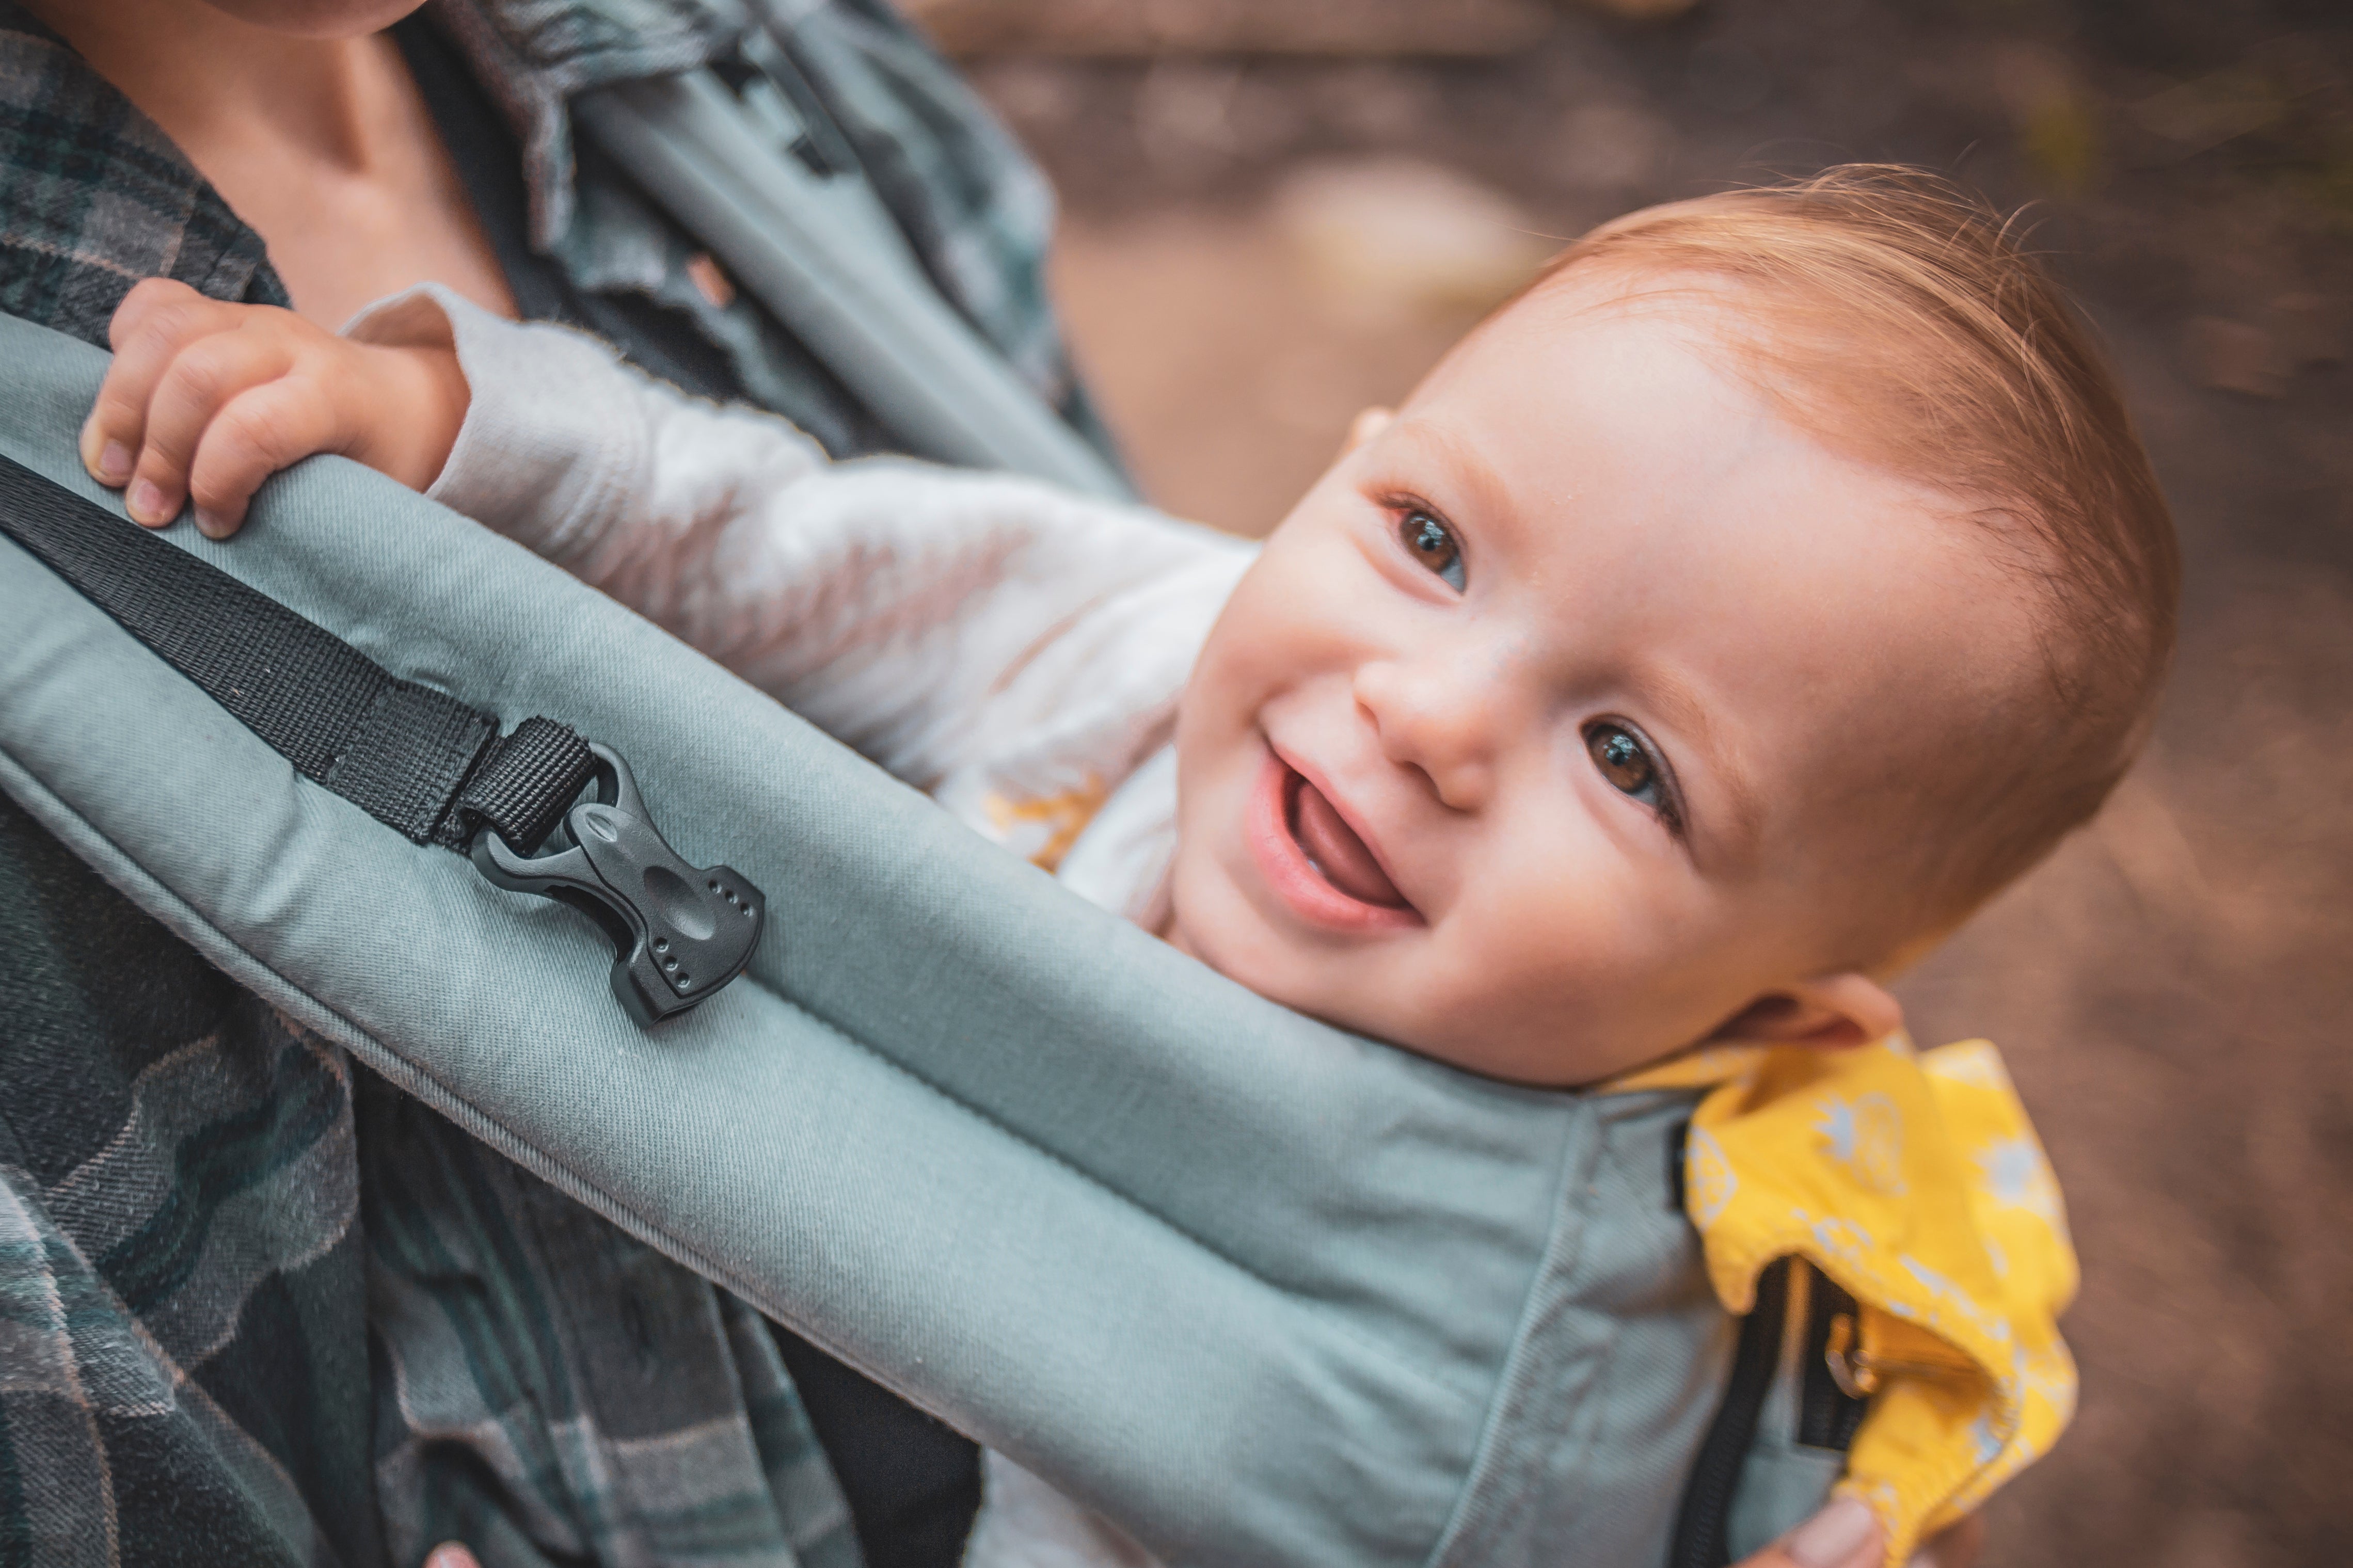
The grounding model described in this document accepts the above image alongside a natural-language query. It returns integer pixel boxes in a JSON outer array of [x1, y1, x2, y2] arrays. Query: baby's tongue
[[1292, 776, 1406, 908]]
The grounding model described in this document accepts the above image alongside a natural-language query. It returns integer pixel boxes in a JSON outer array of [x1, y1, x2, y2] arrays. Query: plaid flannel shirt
[[0, 2, 1093, 1562]]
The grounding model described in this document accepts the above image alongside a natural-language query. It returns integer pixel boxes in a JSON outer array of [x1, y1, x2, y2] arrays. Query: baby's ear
[[1708, 972, 1904, 1050], [1343, 406, 1395, 455]]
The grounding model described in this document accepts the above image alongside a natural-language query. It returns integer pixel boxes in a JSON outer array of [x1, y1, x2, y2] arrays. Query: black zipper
[[1668, 1256, 1793, 1568]]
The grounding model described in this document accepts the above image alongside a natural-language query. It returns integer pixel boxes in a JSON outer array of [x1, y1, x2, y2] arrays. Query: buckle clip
[[470, 743, 765, 1025]]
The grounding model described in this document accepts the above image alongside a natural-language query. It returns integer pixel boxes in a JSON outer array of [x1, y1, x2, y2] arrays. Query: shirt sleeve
[[344, 285, 1253, 789]]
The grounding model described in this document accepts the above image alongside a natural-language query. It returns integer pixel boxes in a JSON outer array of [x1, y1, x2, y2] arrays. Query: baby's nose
[[1354, 654, 1507, 812]]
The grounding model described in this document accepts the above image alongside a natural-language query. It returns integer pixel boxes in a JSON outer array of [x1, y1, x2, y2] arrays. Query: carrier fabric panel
[[0, 313, 1730, 1568]]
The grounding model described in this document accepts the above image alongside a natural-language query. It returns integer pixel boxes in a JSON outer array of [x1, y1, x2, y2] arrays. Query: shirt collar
[[0, 0, 285, 343], [423, 0, 745, 250]]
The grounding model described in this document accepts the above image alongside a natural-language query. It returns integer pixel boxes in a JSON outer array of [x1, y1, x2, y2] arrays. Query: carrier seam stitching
[[1418, 1103, 1599, 1568]]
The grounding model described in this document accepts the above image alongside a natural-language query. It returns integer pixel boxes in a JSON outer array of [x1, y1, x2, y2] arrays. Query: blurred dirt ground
[[925, 1, 2353, 1562]]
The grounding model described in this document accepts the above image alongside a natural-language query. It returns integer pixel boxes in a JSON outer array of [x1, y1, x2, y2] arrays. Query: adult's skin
[[25, 0, 511, 328], [21, 3, 1978, 1565]]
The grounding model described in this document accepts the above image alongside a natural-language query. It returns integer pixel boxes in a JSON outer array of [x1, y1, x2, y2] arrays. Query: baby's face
[[1164, 281, 2037, 1086]]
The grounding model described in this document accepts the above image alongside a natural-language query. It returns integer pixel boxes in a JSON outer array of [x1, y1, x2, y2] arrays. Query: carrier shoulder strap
[[0, 453, 762, 1026], [574, 58, 1130, 499]]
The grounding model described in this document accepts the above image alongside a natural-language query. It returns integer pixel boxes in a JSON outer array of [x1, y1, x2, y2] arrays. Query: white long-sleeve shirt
[[352, 286, 1250, 1568]]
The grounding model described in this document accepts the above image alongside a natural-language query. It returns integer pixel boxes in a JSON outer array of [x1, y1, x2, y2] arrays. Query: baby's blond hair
[[1541, 166, 2179, 947]]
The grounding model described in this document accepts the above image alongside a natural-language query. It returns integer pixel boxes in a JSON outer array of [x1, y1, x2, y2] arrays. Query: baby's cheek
[[1433, 866, 1693, 1067], [1184, 595, 1282, 734]]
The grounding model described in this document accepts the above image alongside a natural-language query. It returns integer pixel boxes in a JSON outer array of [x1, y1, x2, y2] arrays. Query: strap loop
[[448, 715, 598, 852]]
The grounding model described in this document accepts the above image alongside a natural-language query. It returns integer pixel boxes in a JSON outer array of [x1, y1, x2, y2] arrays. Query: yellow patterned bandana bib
[[1614, 1037, 2078, 1565]]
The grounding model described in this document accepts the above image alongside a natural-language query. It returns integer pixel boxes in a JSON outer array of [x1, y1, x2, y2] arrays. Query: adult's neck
[[21, 0, 516, 327], [25, 0, 394, 178]]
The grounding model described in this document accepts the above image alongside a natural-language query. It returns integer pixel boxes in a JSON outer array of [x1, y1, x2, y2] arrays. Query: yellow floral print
[[984, 776, 1110, 873]]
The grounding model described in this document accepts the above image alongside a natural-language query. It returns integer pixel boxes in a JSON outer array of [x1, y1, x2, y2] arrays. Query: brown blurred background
[[910, 1, 2352, 1562]]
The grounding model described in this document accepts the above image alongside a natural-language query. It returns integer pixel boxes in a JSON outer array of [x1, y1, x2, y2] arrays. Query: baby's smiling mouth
[[1285, 766, 1410, 909], [1246, 747, 1421, 932]]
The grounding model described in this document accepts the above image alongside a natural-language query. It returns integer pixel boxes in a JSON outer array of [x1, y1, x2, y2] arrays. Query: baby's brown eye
[[1400, 510, 1466, 591], [1590, 727, 1653, 793], [1585, 723, 1678, 830]]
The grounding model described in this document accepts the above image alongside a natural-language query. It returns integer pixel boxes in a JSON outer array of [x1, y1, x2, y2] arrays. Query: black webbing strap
[[0, 453, 595, 851], [1668, 1257, 1794, 1568]]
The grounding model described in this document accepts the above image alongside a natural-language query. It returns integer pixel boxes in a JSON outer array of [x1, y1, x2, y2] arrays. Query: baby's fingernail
[[126, 478, 169, 523], [194, 507, 228, 538], [1786, 1497, 1881, 1568], [96, 441, 132, 484]]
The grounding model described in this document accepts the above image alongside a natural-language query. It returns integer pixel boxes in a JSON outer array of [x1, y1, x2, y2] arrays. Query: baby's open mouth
[[1284, 766, 1409, 909]]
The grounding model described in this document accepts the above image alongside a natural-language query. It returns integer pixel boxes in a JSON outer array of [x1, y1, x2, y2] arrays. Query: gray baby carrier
[[0, 59, 1856, 1568]]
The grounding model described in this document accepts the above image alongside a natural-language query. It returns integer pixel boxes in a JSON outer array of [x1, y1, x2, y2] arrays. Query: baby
[[80, 166, 2175, 1567]]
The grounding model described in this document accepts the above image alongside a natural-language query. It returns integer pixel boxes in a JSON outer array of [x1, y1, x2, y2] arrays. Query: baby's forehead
[[1397, 282, 1984, 568], [1416, 262, 1757, 390], [1401, 271, 1902, 522], [1420, 261, 1959, 496]]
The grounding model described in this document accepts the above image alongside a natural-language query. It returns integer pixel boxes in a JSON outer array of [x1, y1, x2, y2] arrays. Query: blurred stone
[[2244, 31, 2344, 102], [1257, 344, 1352, 436], [1994, 44, 2101, 194], [2018, 90, 2101, 193], [975, 59, 1080, 130], [1310, 63, 1440, 142], [903, 0, 1553, 57], [1269, 158, 1553, 323], [1554, 100, 1674, 191], [2132, 69, 2284, 157], [1135, 61, 1244, 171], [1685, 39, 1772, 116], [2270, 292, 2345, 367], [2154, 1509, 2260, 1568], [1567, 0, 1698, 19], [2185, 315, 2287, 398], [2092, 773, 2207, 920]]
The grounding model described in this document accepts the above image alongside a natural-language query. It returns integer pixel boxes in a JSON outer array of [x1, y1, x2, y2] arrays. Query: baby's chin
[[1157, 875, 1393, 1039], [1171, 924, 1649, 1090], [1164, 842, 1721, 1087]]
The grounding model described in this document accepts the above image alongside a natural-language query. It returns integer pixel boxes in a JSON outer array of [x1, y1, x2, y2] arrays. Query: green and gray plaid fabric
[[0, 4, 289, 337], [0, 2, 1090, 1562]]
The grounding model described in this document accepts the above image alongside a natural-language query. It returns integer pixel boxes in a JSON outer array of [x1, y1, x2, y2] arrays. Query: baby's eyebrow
[[1382, 418, 1516, 533], [1629, 665, 1763, 864]]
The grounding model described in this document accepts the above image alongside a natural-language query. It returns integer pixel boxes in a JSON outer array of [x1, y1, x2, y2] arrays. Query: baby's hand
[[82, 279, 469, 539]]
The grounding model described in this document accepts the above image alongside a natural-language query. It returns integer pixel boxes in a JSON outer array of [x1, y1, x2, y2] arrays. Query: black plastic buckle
[[469, 743, 766, 1025]]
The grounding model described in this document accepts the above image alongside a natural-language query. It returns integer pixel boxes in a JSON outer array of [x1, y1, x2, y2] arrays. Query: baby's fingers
[[82, 279, 250, 491], [184, 379, 339, 538], [119, 328, 301, 533]]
